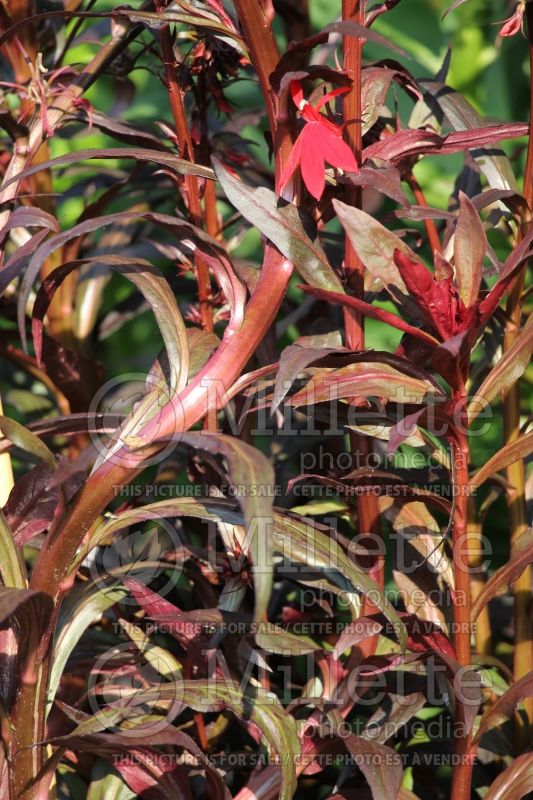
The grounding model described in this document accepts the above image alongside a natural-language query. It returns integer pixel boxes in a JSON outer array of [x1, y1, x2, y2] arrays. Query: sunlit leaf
[[214, 158, 343, 292]]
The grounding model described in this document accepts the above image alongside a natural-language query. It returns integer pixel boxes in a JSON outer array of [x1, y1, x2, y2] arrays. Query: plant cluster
[[0, 1, 531, 799]]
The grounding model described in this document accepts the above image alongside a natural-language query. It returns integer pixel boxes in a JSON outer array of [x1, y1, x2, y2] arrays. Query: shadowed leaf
[[469, 313, 533, 421], [472, 529, 533, 620], [470, 432, 533, 488], [181, 433, 275, 625], [473, 671, 533, 746], [345, 736, 403, 800]]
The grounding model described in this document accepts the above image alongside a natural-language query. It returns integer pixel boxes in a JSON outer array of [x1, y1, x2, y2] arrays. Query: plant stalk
[[500, 0, 533, 744], [157, 9, 213, 331], [466, 496, 491, 655], [341, 0, 384, 656], [19, 6, 295, 790], [450, 414, 474, 800]]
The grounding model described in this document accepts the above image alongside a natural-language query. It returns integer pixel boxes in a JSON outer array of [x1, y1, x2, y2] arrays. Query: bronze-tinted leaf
[[472, 529, 533, 620], [453, 192, 486, 309], [470, 432, 533, 489], [214, 158, 343, 292]]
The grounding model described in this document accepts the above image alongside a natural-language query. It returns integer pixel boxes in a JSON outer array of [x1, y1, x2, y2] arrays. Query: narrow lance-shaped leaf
[[2, 147, 214, 193], [469, 312, 533, 421], [419, 79, 519, 191], [324, 20, 409, 57], [271, 343, 342, 413], [256, 623, 321, 655], [19, 209, 243, 356], [472, 529, 533, 620], [332, 199, 426, 319], [273, 511, 408, 651], [472, 670, 533, 746], [300, 285, 439, 346], [77, 497, 407, 650], [32, 256, 189, 395], [0, 416, 57, 469], [484, 753, 533, 800], [114, 8, 247, 52], [120, 619, 182, 678], [470, 432, 533, 489], [87, 761, 135, 800], [289, 362, 439, 406], [344, 736, 403, 800], [213, 158, 343, 292], [363, 692, 427, 745], [0, 510, 27, 589], [48, 582, 127, 712], [454, 192, 486, 308]]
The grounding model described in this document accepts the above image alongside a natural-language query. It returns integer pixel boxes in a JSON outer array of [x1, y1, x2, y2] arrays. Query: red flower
[[279, 80, 358, 200], [499, 1, 526, 36]]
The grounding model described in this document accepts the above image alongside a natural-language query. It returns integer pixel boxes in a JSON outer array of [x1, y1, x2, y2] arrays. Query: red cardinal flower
[[279, 80, 358, 200], [499, 0, 526, 36]]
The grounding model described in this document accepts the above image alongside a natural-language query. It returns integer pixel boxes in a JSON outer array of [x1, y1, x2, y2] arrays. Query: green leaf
[[255, 623, 321, 655], [81, 497, 407, 651], [33, 256, 189, 395], [120, 619, 182, 679], [419, 80, 518, 191], [87, 762, 135, 800], [271, 343, 341, 413], [0, 509, 27, 589], [214, 158, 344, 292], [345, 736, 403, 800], [48, 582, 127, 712], [272, 512, 408, 652], [0, 415, 57, 468], [472, 671, 533, 746]]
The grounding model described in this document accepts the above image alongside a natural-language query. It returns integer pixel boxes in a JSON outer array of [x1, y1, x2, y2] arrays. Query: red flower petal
[[278, 129, 304, 191], [499, 8, 523, 36], [299, 125, 326, 199], [315, 85, 351, 111], [319, 127, 359, 174], [289, 79, 304, 108]]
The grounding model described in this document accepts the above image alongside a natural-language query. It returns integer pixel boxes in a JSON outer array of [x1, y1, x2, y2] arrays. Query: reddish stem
[[341, 0, 365, 349], [405, 170, 442, 255], [450, 411, 474, 800], [341, 1, 384, 657], [157, 12, 213, 331]]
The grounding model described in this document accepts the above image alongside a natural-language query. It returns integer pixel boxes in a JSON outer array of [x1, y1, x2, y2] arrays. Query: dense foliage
[[0, 1, 531, 799]]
